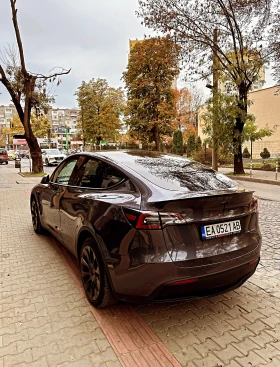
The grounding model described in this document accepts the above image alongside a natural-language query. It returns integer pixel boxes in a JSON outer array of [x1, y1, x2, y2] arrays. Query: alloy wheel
[[31, 200, 38, 231], [81, 245, 101, 302]]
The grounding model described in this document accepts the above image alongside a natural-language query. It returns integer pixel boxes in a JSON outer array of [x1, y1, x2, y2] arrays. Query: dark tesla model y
[[30, 151, 261, 307]]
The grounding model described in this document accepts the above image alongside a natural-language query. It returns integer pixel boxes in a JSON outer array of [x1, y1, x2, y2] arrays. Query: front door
[[41, 157, 79, 241]]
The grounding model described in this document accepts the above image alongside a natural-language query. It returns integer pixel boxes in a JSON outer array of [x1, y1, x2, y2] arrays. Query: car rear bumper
[[114, 257, 259, 304], [110, 241, 261, 303], [0, 158, 8, 163]]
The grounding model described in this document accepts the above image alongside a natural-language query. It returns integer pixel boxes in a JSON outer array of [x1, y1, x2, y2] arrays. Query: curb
[[232, 176, 280, 186]]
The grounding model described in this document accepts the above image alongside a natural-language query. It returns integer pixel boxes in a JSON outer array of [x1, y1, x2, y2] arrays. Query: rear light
[[123, 209, 187, 230], [249, 198, 258, 213], [136, 212, 161, 229], [159, 212, 187, 228], [168, 278, 198, 286]]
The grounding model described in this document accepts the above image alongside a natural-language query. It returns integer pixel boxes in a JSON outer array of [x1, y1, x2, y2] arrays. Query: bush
[[218, 150, 233, 165], [242, 147, 251, 159], [194, 148, 212, 166], [260, 148, 270, 159]]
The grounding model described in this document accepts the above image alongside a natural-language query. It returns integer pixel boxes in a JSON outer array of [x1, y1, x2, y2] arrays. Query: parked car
[[42, 149, 66, 166], [15, 150, 28, 158], [30, 151, 261, 308], [0, 148, 8, 164], [7, 150, 16, 160]]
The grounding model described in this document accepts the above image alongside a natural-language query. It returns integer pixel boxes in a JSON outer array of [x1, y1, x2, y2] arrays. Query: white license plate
[[201, 220, 241, 240]]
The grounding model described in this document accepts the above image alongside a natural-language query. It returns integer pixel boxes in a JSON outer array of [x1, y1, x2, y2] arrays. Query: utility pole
[[212, 28, 219, 171]]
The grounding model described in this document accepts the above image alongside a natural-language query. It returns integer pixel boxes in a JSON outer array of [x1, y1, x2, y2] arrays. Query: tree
[[187, 134, 196, 157], [4, 113, 53, 138], [173, 87, 203, 130], [196, 136, 202, 152], [0, 0, 70, 172], [137, 0, 273, 173], [122, 37, 179, 150], [172, 129, 183, 155], [242, 147, 251, 158], [269, 0, 280, 86], [202, 92, 274, 157], [75, 79, 125, 147]]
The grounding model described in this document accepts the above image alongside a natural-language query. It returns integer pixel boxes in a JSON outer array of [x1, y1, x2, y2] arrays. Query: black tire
[[45, 158, 49, 166], [31, 198, 44, 234], [80, 238, 116, 308], [5, 161, 8, 165]]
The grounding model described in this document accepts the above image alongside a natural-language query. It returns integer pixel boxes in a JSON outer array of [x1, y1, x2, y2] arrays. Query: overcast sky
[[0, 0, 276, 109], [0, 0, 152, 108]]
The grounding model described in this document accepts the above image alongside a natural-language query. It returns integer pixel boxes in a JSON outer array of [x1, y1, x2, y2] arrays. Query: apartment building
[[47, 108, 79, 130], [0, 104, 17, 128]]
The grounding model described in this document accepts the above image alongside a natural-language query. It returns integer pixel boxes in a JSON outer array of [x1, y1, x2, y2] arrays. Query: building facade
[[0, 104, 17, 128], [47, 108, 79, 130], [198, 86, 280, 158]]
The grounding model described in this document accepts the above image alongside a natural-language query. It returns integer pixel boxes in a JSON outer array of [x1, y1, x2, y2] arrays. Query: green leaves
[[75, 78, 125, 145], [202, 92, 275, 154]]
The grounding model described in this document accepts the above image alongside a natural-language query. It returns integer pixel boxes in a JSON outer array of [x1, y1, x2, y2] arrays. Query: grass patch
[[226, 172, 250, 177], [18, 172, 47, 177]]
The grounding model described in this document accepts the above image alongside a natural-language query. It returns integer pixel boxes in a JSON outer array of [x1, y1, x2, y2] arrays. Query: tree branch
[[31, 68, 71, 79], [0, 64, 24, 121], [10, 0, 27, 74]]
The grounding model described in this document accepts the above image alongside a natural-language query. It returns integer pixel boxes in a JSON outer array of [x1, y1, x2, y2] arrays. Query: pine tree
[[172, 130, 183, 155]]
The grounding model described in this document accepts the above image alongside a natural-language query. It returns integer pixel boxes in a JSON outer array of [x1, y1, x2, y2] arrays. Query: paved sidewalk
[[1, 164, 280, 366], [219, 167, 280, 185]]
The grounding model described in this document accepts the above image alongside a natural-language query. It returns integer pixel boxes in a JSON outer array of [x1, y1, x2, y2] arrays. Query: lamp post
[[65, 127, 69, 152], [206, 28, 219, 171]]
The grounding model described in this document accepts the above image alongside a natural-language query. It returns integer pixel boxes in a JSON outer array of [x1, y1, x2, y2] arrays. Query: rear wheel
[[5, 161, 8, 165], [31, 198, 44, 234], [80, 238, 116, 308]]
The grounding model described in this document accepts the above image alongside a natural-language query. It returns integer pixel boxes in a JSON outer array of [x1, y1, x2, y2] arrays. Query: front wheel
[[31, 198, 44, 234], [80, 238, 116, 308]]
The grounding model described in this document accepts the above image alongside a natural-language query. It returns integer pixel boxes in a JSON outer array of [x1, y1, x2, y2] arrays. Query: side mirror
[[41, 174, 49, 184]]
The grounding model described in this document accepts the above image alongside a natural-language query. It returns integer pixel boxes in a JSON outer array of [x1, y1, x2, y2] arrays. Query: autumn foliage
[[123, 37, 180, 150]]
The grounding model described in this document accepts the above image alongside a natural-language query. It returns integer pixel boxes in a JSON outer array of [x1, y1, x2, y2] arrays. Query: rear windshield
[[120, 152, 237, 192], [0, 149, 7, 154]]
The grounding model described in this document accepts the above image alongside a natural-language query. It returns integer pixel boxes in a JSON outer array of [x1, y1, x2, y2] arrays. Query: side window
[[77, 158, 126, 189], [52, 158, 78, 185]]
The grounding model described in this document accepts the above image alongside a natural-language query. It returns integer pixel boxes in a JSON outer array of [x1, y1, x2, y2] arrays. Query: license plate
[[201, 220, 241, 240]]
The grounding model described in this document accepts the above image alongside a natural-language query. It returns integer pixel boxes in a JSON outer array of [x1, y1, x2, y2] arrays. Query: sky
[[0, 0, 151, 108], [0, 0, 276, 109]]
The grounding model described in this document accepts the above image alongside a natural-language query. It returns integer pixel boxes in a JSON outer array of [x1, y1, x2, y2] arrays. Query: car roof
[[80, 150, 237, 193]]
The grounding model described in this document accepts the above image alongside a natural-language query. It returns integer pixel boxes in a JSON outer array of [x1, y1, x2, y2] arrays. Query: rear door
[[59, 156, 139, 255]]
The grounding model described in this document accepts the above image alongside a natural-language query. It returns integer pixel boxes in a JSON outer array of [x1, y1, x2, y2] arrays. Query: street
[[1, 163, 280, 366], [236, 180, 280, 202]]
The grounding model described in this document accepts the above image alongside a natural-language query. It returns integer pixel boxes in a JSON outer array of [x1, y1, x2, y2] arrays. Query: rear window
[[121, 152, 237, 192], [0, 149, 7, 155]]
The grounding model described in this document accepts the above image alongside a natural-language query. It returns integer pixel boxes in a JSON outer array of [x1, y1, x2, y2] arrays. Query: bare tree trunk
[[234, 84, 248, 175], [233, 128, 245, 174], [152, 123, 160, 151], [23, 77, 44, 173]]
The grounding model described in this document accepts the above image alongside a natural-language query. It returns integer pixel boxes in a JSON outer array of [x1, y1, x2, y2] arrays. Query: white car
[[42, 149, 66, 166]]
